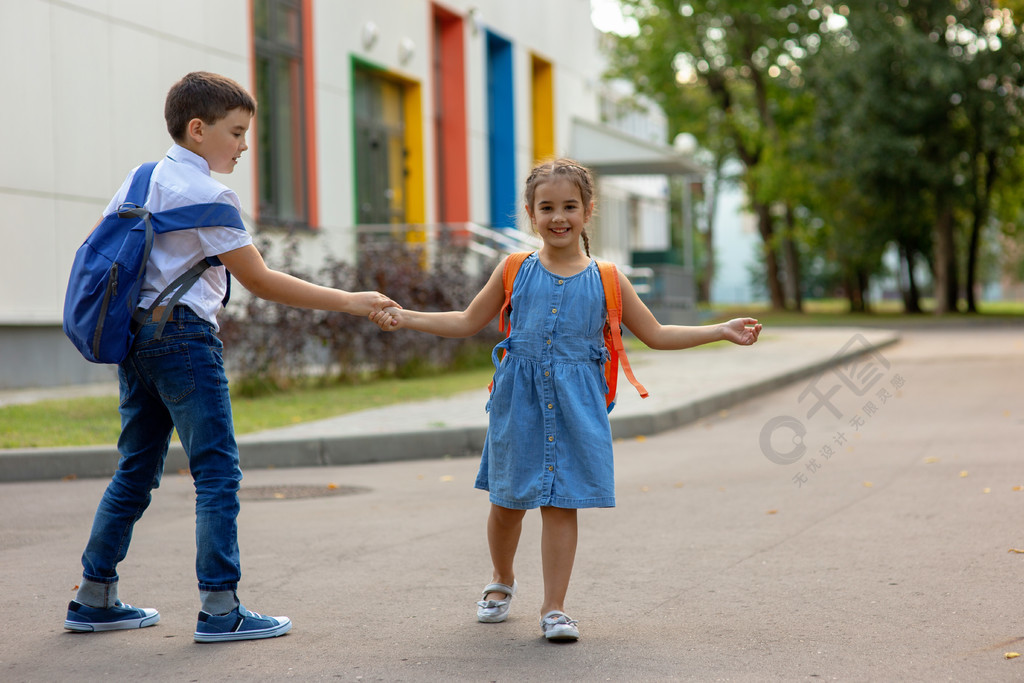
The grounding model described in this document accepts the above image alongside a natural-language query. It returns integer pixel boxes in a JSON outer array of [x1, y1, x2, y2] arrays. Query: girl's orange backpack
[[493, 251, 648, 411]]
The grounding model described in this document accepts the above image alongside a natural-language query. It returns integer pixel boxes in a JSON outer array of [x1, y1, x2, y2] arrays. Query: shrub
[[218, 233, 499, 394]]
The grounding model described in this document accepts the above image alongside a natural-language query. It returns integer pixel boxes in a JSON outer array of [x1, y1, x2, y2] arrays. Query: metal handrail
[[352, 221, 653, 292]]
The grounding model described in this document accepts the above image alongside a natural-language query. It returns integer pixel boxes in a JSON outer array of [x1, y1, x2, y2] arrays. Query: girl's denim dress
[[476, 254, 616, 509]]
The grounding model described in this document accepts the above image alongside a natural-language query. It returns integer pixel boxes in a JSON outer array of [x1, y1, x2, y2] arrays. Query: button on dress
[[475, 254, 615, 509]]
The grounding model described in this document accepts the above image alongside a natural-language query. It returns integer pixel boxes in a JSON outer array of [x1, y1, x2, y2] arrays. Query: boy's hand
[[721, 318, 761, 346], [349, 291, 399, 317], [371, 306, 403, 331]]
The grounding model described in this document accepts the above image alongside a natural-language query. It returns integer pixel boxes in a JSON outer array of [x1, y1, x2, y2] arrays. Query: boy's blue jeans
[[80, 306, 242, 595]]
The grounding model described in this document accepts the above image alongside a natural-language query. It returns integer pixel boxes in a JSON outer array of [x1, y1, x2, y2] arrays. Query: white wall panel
[[0, 195, 57, 322], [1, 0, 55, 191]]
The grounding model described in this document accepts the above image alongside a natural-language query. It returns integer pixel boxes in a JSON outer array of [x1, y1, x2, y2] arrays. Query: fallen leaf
[[635, 435, 647, 442], [640, 485, 650, 492], [1013, 486, 1023, 492], [960, 471, 969, 478], [1005, 652, 1020, 659], [72, 584, 79, 591], [440, 475, 454, 482], [62, 474, 78, 481], [1008, 549, 1024, 554], [273, 492, 285, 499], [673, 481, 685, 488], [766, 509, 778, 515], [863, 481, 873, 488], [177, 469, 189, 476], [983, 488, 992, 494], [327, 483, 338, 490], [923, 457, 940, 464]]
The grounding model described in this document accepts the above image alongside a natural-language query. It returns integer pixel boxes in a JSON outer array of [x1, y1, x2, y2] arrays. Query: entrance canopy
[[569, 117, 704, 176]]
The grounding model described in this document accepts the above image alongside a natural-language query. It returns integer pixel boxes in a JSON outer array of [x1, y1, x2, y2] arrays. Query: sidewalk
[[0, 327, 900, 483]]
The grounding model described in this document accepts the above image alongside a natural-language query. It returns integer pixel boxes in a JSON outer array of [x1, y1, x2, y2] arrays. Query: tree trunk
[[966, 211, 982, 314], [899, 242, 922, 314], [846, 270, 865, 312], [696, 163, 721, 304], [932, 204, 958, 314], [965, 149, 998, 314], [783, 204, 803, 311], [697, 221, 714, 303], [754, 200, 785, 309], [857, 268, 871, 313]]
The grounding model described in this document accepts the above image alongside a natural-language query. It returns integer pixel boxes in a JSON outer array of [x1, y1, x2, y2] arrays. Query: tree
[[829, 1, 1024, 313], [800, 4, 946, 312], [606, 0, 823, 310], [606, 0, 1024, 313], [946, 4, 1024, 311]]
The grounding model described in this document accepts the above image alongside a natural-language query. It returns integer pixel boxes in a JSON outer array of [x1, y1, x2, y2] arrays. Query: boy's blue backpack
[[63, 161, 247, 364]]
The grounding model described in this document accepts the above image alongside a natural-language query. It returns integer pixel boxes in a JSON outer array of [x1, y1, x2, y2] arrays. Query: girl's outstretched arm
[[618, 270, 761, 350], [373, 258, 507, 338]]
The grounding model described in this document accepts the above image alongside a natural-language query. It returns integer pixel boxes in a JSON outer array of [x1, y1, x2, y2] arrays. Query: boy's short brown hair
[[164, 71, 257, 142]]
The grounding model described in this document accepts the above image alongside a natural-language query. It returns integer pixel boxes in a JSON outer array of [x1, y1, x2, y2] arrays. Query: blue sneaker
[[194, 605, 292, 643], [64, 600, 160, 632]]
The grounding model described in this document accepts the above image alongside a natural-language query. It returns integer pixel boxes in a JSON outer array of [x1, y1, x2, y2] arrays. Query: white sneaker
[[476, 580, 517, 623], [540, 610, 579, 641]]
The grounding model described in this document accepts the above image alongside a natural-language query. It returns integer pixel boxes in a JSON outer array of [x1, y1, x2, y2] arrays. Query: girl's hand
[[721, 318, 761, 346], [371, 306, 403, 331], [349, 291, 400, 317]]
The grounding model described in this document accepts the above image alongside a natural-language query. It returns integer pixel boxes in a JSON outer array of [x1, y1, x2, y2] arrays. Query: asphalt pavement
[[2, 325, 1024, 681]]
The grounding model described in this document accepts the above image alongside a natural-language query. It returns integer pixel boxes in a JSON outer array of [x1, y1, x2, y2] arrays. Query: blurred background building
[[0, 0, 710, 388]]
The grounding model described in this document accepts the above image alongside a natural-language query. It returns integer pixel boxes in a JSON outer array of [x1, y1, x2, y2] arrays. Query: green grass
[[0, 367, 496, 449], [0, 396, 124, 449]]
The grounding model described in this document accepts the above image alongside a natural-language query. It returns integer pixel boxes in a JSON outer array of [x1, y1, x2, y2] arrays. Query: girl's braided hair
[[524, 158, 596, 256]]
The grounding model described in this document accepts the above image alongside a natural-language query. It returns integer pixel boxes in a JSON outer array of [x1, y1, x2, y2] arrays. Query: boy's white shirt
[[104, 144, 254, 330]]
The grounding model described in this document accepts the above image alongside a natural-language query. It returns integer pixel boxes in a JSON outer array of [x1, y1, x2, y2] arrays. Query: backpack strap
[[120, 162, 247, 339], [489, 252, 533, 394], [116, 163, 162, 330], [124, 161, 158, 206], [498, 252, 533, 335], [598, 261, 648, 408]]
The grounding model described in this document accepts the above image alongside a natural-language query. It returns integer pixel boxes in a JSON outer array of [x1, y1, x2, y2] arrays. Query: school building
[[0, 0, 702, 389]]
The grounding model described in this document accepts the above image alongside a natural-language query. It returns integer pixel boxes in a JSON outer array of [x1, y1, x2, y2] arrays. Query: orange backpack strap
[[490, 251, 532, 394], [598, 261, 649, 408], [498, 252, 532, 335]]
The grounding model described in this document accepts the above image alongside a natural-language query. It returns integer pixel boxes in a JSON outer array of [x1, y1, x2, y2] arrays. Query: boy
[[63, 72, 398, 643]]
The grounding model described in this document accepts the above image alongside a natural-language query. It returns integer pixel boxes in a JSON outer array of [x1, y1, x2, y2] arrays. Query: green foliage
[[603, 0, 1024, 313]]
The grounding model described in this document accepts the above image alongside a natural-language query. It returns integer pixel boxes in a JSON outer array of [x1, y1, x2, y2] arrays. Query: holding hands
[[370, 305, 403, 330], [351, 292, 400, 318]]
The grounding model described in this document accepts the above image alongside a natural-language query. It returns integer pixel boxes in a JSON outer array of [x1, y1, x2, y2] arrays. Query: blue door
[[486, 30, 516, 229]]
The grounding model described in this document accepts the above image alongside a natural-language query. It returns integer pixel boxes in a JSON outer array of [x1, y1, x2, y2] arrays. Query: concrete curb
[[0, 331, 900, 483]]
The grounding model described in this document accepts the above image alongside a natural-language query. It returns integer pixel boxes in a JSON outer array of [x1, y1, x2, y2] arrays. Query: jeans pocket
[[136, 341, 197, 404]]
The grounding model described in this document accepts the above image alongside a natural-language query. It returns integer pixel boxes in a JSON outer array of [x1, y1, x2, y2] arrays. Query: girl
[[373, 158, 761, 641]]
